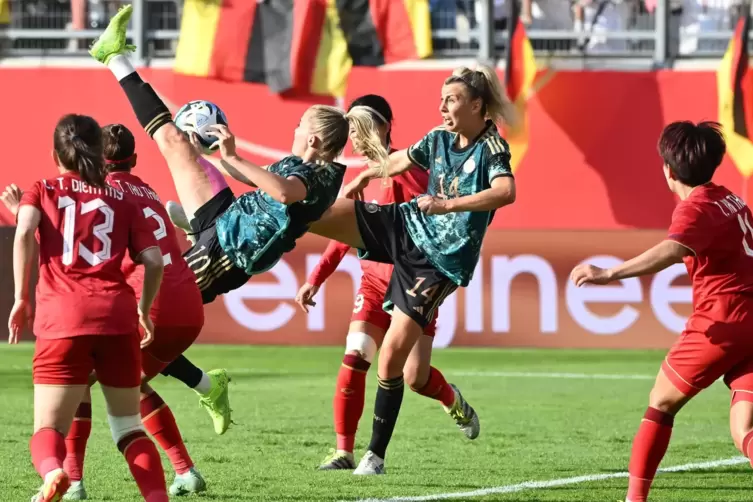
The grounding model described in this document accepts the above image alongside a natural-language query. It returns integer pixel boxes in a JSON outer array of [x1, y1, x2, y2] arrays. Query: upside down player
[[89, 5, 387, 308], [9, 114, 168, 502], [571, 121, 753, 502], [305, 66, 517, 473], [294, 95, 475, 471]]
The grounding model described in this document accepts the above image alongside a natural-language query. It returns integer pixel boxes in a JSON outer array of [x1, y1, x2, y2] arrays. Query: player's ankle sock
[[161, 354, 205, 391], [334, 354, 370, 452], [107, 53, 136, 81], [626, 407, 674, 502], [412, 366, 456, 407], [30, 427, 66, 477], [64, 402, 92, 481], [117, 73, 172, 137], [117, 431, 169, 502], [367, 375, 405, 459], [141, 392, 194, 474]]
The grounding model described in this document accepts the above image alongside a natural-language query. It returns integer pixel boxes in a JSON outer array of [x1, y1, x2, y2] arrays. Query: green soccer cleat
[[318, 449, 356, 471], [62, 480, 87, 500], [443, 383, 480, 440], [198, 369, 232, 435], [89, 4, 137, 64], [169, 468, 207, 496]]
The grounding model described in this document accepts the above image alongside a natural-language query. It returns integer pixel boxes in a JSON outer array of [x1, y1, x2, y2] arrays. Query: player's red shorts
[[141, 324, 203, 379], [662, 295, 753, 398], [350, 275, 437, 337], [33, 334, 141, 388]]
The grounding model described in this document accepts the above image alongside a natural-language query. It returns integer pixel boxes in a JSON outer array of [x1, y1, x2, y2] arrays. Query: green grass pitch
[[1, 345, 750, 501]]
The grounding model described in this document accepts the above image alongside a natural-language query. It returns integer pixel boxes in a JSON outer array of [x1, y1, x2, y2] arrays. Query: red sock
[[118, 431, 168, 502], [413, 366, 456, 407], [742, 430, 753, 467], [64, 402, 92, 482], [334, 354, 370, 453], [141, 392, 193, 474], [626, 407, 675, 502], [30, 428, 66, 478]]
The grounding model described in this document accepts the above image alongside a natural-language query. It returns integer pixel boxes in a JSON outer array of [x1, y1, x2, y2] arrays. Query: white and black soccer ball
[[174, 100, 229, 154]]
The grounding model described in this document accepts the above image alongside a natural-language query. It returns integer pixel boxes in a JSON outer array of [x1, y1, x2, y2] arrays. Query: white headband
[[349, 105, 388, 125]]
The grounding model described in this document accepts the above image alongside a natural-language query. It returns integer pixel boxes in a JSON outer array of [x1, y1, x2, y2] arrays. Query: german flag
[[504, 0, 536, 173], [718, 2, 753, 183], [174, 0, 432, 98]]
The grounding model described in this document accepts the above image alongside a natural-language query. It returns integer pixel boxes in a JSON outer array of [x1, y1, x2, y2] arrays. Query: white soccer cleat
[[443, 383, 480, 440], [169, 467, 207, 496], [353, 450, 385, 475], [62, 480, 87, 500]]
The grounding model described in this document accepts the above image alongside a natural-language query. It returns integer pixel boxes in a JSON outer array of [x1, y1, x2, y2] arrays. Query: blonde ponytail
[[307, 104, 390, 176], [446, 65, 518, 130], [345, 107, 390, 178]]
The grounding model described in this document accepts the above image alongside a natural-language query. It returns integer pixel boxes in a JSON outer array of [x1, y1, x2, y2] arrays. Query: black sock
[[160, 354, 203, 389], [118, 73, 172, 137], [367, 375, 405, 459]]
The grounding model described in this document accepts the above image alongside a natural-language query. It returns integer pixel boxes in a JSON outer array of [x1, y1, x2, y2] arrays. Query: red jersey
[[108, 171, 204, 327], [20, 172, 157, 339], [308, 164, 428, 288], [667, 183, 753, 309]]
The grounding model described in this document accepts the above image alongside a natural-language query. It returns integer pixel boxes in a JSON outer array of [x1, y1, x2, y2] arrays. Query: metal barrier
[[0, 0, 747, 64]]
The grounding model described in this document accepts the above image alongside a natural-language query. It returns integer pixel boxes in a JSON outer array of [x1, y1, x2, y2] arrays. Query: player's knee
[[345, 332, 377, 364], [158, 123, 191, 155], [107, 414, 145, 445], [648, 388, 687, 415]]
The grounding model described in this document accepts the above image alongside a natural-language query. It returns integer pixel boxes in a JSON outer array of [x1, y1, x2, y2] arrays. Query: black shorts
[[183, 188, 249, 304], [354, 201, 457, 328]]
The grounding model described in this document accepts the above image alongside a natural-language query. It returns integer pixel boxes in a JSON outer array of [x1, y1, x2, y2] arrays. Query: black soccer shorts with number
[[182, 188, 250, 304], [353, 201, 457, 328]]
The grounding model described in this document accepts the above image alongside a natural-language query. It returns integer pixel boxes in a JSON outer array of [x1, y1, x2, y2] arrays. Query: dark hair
[[658, 121, 726, 187], [53, 114, 105, 188], [348, 94, 393, 147], [102, 124, 136, 172]]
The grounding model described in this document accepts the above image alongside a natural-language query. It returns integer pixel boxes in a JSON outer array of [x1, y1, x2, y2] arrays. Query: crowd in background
[[0, 0, 750, 56]]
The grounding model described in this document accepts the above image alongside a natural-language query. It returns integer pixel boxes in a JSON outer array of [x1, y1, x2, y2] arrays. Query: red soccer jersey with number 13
[[20, 172, 157, 339], [667, 183, 753, 313]]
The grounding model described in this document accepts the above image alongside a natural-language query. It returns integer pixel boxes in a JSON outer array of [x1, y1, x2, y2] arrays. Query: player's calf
[[109, 414, 168, 501]]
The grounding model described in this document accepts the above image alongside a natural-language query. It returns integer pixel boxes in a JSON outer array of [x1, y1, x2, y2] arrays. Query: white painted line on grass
[[345, 456, 748, 502], [450, 371, 655, 381]]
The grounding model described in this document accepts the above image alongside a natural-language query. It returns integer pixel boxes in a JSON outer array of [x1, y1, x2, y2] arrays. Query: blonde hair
[[444, 65, 517, 129], [308, 104, 390, 177]]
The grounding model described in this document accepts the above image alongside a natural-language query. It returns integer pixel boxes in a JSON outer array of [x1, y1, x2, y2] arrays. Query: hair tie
[[71, 134, 81, 141], [106, 154, 135, 165], [349, 105, 389, 125]]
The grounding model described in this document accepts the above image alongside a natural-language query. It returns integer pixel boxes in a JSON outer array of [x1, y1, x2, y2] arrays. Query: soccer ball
[[173, 100, 229, 154]]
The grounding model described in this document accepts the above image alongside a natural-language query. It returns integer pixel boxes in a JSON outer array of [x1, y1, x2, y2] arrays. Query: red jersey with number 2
[[667, 183, 753, 315], [108, 172, 204, 327], [19, 172, 158, 339]]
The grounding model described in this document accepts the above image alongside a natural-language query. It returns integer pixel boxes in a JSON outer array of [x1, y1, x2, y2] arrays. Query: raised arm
[[343, 150, 413, 199], [209, 125, 307, 205]]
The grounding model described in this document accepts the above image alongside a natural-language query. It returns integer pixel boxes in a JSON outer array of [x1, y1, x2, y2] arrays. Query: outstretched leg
[[90, 5, 227, 219]]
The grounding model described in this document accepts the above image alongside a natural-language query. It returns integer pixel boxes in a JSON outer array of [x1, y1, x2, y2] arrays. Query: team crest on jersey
[[364, 203, 379, 214], [463, 158, 476, 173]]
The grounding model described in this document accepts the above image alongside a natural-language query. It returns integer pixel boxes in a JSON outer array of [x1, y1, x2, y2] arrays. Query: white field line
[[344, 456, 749, 502], [451, 371, 654, 380]]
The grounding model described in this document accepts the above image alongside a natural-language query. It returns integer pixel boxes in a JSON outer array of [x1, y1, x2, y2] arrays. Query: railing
[[0, 0, 747, 65]]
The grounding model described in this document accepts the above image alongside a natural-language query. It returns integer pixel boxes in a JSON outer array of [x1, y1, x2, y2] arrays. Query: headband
[[106, 154, 135, 165], [349, 105, 389, 125]]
